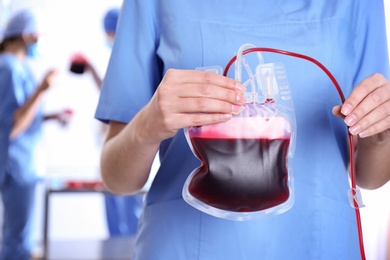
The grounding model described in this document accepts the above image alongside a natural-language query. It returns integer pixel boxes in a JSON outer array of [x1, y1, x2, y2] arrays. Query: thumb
[[332, 105, 345, 119]]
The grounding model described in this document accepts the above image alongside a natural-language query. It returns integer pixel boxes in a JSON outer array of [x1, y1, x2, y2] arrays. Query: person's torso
[[0, 53, 42, 183], [135, 1, 363, 259]]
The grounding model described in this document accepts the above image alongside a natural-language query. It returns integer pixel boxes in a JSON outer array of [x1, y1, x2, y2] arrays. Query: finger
[[168, 112, 233, 130], [46, 68, 58, 76], [165, 69, 246, 92], [341, 73, 388, 116], [332, 105, 345, 119], [344, 82, 390, 127], [179, 82, 247, 106], [355, 116, 390, 138], [348, 102, 390, 137], [172, 97, 244, 115]]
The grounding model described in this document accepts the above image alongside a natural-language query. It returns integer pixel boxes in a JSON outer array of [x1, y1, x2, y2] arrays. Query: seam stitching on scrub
[[162, 6, 349, 28]]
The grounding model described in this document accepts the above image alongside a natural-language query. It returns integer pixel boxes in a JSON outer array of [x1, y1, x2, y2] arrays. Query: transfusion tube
[[235, 44, 264, 102], [224, 47, 366, 260]]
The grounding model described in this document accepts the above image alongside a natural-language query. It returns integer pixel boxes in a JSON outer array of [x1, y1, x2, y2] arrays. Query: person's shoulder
[[0, 54, 21, 71], [0, 54, 28, 82]]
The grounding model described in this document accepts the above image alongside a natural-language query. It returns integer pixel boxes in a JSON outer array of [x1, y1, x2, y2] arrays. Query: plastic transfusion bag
[[183, 44, 297, 221]]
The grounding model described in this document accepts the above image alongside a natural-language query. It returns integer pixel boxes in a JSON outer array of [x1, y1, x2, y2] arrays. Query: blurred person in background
[[69, 7, 143, 237], [0, 9, 69, 260]]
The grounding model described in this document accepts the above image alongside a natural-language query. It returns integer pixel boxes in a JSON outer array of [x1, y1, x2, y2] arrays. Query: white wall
[[35, 0, 123, 242]]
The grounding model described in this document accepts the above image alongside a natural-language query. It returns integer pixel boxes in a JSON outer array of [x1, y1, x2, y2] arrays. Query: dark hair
[[0, 36, 23, 52], [0, 40, 5, 52]]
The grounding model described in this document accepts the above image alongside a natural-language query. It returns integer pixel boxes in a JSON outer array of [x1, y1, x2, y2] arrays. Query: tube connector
[[257, 64, 276, 102], [348, 187, 365, 209]]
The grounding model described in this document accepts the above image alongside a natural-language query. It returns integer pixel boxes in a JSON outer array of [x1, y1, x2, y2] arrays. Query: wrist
[[132, 107, 162, 147], [37, 82, 48, 93]]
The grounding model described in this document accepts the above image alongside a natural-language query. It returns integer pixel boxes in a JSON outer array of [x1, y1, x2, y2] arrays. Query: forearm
[[91, 71, 103, 90], [355, 136, 390, 189], [86, 64, 103, 90], [101, 109, 160, 195], [10, 86, 44, 139]]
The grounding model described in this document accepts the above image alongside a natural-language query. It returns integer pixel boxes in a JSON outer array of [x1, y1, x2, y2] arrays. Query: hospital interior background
[[0, 0, 390, 259]]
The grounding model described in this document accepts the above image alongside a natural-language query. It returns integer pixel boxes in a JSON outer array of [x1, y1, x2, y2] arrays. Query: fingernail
[[344, 114, 357, 126], [232, 105, 242, 114], [221, 114, 232, 120], [235, 83, 246, 92], [341, 104, 352, 116], [331, 106, 338, 115], [349, 124, 361, 135], [236, 94, 246, 103]]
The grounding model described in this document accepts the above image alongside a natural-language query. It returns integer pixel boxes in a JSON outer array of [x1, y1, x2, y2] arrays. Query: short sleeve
[[353, 0, 390, 85], [95, 0, 162, 124], [0, 66, 19, 124]]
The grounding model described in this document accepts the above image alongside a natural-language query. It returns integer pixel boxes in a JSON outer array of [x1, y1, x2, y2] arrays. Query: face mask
[[26, 42, 39, 58]]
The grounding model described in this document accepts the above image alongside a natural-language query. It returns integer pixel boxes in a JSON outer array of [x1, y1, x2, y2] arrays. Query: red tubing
[[223, 47, 366, 260]]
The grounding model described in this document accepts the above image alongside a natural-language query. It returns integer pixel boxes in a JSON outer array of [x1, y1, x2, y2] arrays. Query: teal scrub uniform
[[95, 0, 390, 259], [0, 54, 42, 260], [105, 193, 143, 236]]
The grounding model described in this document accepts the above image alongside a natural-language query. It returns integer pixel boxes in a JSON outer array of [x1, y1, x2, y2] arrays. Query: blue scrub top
[[95, 0, 390, 259], [0, 54, 43, 188]]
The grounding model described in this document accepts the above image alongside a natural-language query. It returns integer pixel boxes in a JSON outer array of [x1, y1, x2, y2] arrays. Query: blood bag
[[183, 44, 297, 221]]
